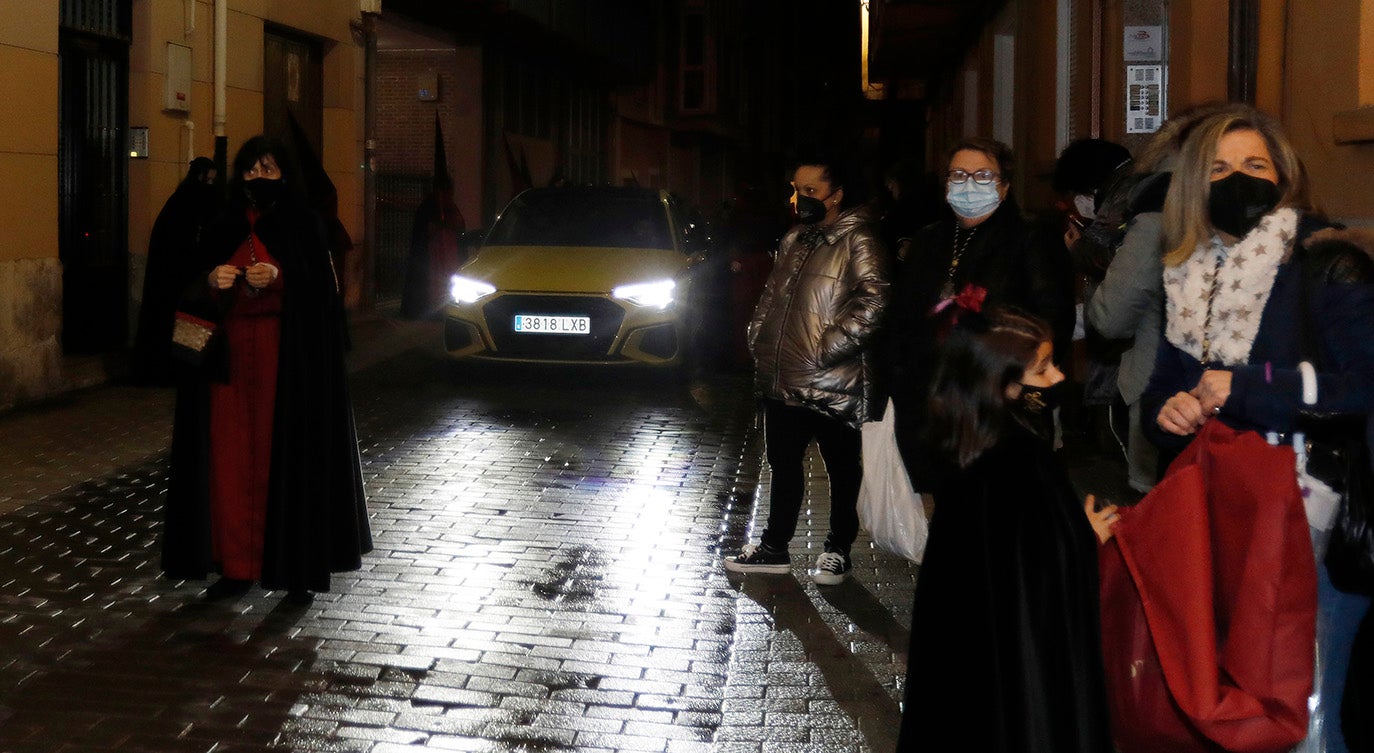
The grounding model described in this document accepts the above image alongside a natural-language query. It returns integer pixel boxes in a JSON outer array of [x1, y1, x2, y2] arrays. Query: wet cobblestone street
[[0, 318, 920, 753]]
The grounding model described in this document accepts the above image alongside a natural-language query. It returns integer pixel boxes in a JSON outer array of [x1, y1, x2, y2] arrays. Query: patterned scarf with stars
[[1163, 207, 1297, 365]]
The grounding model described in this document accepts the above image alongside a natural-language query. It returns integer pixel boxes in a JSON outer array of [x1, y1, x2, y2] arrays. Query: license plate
[[513, 314, 591, 335]]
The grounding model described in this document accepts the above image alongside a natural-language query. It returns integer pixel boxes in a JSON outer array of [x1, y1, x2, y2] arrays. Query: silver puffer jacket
[[749, 204, 891, 429]]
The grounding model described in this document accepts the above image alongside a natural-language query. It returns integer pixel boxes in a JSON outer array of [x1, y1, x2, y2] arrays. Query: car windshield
[[485, 191, 674, 250]]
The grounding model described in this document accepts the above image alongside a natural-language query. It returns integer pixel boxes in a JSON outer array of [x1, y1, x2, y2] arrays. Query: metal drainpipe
[[212, 0, 228, 183], [362, 10, 379, 312], [183, 0, 196, 165]]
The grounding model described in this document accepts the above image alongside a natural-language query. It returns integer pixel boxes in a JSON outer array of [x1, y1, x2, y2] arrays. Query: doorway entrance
[[58, 0, 131, 354], [263, 27, 324, 159]]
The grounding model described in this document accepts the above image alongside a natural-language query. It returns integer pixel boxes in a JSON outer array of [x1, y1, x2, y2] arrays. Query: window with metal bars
[[60, 0, 130, 39]]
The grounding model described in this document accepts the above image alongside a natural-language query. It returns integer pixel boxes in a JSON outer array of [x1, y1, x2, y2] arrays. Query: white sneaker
[[812, 551, 851, 585]]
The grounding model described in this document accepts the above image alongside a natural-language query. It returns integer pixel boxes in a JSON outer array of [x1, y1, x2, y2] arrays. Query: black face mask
[[244, 177, 285, 208], [1208, 171, 1280, 238], [795, 193, 829, 225], [1016, 382, 1065, 416]]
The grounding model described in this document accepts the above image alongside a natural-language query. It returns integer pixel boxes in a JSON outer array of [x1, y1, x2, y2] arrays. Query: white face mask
[[946, 181, 1002, 219], [1072, 193, 1096, 220]]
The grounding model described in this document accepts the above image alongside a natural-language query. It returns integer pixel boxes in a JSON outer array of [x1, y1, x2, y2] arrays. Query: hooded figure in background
[[402, 116, 466, 319], [402, 174, 466, 319], [131, 157, 220, 385]]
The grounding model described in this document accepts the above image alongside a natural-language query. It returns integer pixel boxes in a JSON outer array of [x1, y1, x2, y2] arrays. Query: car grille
[[483, 294, 626, 360]]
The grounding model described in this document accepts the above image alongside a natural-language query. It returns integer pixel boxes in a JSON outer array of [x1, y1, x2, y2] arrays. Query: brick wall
[[375, 47, 483, 227], [376, 50, 462, 176]]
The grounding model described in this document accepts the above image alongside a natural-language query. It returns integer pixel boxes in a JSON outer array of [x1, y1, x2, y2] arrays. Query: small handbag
[[170, 310, 218, 365], [1306, 428, 1374, 594]]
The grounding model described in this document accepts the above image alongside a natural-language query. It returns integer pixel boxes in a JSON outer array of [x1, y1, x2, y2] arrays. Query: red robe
[[207, 226, 283, 580], [1101, 420, 1317, 753], [426, 198, 465, 310]]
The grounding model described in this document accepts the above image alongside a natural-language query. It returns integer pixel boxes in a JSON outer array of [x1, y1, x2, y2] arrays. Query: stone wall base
[[0, 258, 64, 411]]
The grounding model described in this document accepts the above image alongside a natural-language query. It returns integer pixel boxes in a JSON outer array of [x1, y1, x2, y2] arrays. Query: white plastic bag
[[857, 399, 928, 563]]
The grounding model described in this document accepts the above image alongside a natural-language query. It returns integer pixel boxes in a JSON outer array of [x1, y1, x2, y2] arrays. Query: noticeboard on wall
[[1126, 65, 1165, 134]]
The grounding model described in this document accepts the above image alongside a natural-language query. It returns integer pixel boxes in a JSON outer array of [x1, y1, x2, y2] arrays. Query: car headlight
[[450, 274, 496, 304], [612, 279, 676, 309]]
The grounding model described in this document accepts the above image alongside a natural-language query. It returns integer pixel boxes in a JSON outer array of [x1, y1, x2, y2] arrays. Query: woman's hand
[[209, 264, 241, 290], [244, 262, 279, 289], [1084, 495, 1119, 544], [1158, 391, 1207, 435], [1190, 369, 1232, 416], [1063, 223, 1082, 252]]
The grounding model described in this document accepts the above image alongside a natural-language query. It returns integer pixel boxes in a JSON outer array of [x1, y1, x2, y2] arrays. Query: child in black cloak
[[897, 305, 1118, 752]]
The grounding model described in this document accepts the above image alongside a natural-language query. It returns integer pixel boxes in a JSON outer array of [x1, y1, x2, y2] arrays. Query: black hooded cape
[[897, 421, 1113, 752], [162, 199, 372, 592], [131, 179, 219, 385]]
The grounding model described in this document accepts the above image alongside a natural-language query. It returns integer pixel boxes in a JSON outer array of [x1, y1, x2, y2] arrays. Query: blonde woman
[[1107, 105, 1374, 753]]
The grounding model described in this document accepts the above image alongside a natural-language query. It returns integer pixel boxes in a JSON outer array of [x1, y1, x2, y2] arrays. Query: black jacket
[[163, 199, 371, 592], [749, 205, 891, 429], [883, 199, 1076, 489]]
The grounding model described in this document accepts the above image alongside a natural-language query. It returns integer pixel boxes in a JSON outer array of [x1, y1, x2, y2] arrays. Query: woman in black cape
[[162, 136, 371, 603]]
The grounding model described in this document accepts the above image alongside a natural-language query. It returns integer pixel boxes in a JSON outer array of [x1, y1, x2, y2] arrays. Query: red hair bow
[[954, 283, 986, 313], [932, 283, 988, 316]]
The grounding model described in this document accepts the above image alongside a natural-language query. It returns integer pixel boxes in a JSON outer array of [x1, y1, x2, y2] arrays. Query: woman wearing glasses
[[883, 137, 1076, 493]]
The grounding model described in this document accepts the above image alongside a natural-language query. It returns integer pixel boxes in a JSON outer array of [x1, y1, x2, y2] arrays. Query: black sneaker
[[812, 551, 851, 585], [724, 543, 791, 574]]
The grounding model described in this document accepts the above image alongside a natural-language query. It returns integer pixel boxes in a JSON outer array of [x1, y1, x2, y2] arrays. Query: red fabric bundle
[[1100, 421, 1317, 753]]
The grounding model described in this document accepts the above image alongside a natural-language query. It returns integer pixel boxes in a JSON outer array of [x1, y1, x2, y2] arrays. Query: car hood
[[458, 245, 690, 293]]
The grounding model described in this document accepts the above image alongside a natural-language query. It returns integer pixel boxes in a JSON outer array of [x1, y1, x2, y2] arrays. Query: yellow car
[[443, 186, 699, 367]]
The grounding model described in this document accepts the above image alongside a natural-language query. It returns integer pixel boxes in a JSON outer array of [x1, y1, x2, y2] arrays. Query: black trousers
[[759, 399, 862, 556]]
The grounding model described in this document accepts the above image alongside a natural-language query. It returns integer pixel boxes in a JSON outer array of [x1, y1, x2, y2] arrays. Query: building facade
[[1, 0, 841, 411], [0, 0, 367, 411], [870, 0, 1374, 227], [368, 0, 830, 305]]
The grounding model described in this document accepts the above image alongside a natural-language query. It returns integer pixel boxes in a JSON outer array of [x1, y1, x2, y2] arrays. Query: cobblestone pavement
[[0, 317, 925, 753]]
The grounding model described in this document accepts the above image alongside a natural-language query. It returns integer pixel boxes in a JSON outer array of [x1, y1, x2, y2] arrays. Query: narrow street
[[0, 317, 918, 753]]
